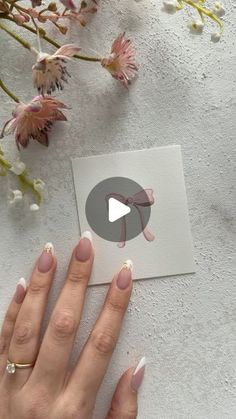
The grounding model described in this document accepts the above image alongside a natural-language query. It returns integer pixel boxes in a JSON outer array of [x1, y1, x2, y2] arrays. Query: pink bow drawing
[[106, 189, 155, 247]]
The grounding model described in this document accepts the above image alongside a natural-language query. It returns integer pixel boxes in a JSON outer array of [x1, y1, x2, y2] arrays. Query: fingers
[[0, 279, 27, 377], [6, 243, 56, 385], [106, 357, 146, 419], [67, 260, 133, 401], [30, 232, 94, 392]]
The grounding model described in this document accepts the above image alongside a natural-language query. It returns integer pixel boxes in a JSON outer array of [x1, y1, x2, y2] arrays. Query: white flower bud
[[188, 20, 204, 34], [213, 2, 225, 17], [211, 32, 221, 43], [33, 179, 45, 192], [30, 203, 40, 211], [162, 0, 178, 14], [9, 189, 23, 204], [10, 161, 26, 175]]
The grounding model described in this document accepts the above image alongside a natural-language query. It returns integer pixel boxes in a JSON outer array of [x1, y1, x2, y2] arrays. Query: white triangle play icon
[[108, 198, 131, 223]]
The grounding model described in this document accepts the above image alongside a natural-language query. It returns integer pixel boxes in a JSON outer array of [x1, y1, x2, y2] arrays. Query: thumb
[[106, 357, 146, 419]]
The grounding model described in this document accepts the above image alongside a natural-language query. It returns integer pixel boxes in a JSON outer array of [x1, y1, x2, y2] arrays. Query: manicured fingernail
[[131, 356, 146, 392], [116, 260, 133, 290], [37, 243, 54, 273], [75, 231, 92, 262], [14, 278, 27, 304]]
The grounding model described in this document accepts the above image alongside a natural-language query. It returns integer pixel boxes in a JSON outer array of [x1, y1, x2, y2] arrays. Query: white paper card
[[72, 145, 195, 285]]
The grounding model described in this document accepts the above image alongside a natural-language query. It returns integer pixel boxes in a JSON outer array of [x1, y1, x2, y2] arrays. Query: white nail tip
[[17, 277, 27, 290], [123, 259, 133, 271], [133, 356, 146, 376], [44, 242, 54, 254], [81, 231, 93, 242]]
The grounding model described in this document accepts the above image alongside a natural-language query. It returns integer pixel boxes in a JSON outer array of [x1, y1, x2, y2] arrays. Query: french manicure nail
[[131, 356, 146, 392], [116, 260, 133, 290], [75, 231, 92, 262], [37, 242, 54, 273], [14, 278, 27, 304]]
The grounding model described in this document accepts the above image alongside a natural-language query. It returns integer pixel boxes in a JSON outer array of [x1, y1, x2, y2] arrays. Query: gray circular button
[[85, 177, 154, 246]]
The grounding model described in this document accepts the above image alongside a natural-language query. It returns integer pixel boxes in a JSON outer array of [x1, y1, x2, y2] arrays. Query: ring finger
[[0, 278, 27, 377]]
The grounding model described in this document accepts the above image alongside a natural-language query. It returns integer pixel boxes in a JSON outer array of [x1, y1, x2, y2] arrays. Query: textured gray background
[[0, 1, 236, 418]]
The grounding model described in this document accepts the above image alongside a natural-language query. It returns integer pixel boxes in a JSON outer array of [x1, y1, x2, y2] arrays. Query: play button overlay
[[108, 197, 131, 222], [85, 177, 154, 245]]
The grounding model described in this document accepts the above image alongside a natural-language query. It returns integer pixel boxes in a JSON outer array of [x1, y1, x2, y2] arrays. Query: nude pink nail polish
[[37, 243, 54, 273], [116, 260, 133, 290], [14, 278, 27, 304], [131, 357, 146, 392], [75, 231, 92, 262]]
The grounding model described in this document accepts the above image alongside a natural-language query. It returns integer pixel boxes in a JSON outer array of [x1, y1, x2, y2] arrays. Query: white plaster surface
[[0, 1, 236, 418]]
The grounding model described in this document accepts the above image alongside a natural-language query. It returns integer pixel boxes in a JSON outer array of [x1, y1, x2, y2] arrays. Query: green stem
[[180, 0, 223, 31], [3, 16, 101, 62], [0, 78, 19, 103], [0, 21, 33, 50], [0, 148, 42, 204], [18, 174, 42, 204]]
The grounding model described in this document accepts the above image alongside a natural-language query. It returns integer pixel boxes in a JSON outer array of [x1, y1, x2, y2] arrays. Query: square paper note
[[72, 145, 195, 285]]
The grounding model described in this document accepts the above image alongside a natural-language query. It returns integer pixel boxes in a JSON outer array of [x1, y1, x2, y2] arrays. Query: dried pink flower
[[31, 0, 42, 7], [12, 14, 28, 25], [1, 96, 67, 148], [59, 0, 77, 11], [65, 1, 97, 27], [32, 44, 81, 95], [101, 33, 138, 87]]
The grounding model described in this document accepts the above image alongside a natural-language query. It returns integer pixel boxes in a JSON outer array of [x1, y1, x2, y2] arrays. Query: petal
[[0, 118, 17, 138], [35, 131, 49, 146], [53, 44, 81, 58], [59, 0, 77, 11]]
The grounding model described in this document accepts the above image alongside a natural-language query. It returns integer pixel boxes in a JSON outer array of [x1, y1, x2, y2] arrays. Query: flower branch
[[0, 146, 43, 207], [1, 17, 101, 62], [0, 78, 19, 103], [163, 1, 225, 41]]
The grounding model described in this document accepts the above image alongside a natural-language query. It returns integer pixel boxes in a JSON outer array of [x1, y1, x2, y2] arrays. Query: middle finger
[[29, 232, 94, 393]]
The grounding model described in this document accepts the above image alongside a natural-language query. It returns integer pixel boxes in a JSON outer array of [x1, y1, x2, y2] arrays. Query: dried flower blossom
[[31, 0, 42, 7], [30, 203, 40, 211], [213, 1, 225, 17], [211, 31, 221, 42], [10, 160, 26, 175], [32, 44, 80, 95], [188, 19, 204, 34], [66, 4, 97, 27], [162, 0, 178, 14], [1, 96, 67, 149], [9, 189, 23, 205], [59, 0, 77, 11], [33, 179, 45, 192], [101, 33, 138, 87]]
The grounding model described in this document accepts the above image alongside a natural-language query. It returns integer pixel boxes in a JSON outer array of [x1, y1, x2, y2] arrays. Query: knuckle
[[13, 321, 33, 346], [5, 309, 16, 327], [22, 393, 49, 419], [51, 310, 76, 341], [91, 331, 116, 356], [67, 270, 87, 285], [108, 406, 138, 419], [1, 315, 14, 340], [0, 336, 7, 355], [107, 296, 127, 314], [28, 277, 49, 295], [62, 391, 90, 418]]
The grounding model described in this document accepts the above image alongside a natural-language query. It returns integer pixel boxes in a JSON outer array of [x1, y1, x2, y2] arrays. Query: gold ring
[[6, 360, 35, 374]]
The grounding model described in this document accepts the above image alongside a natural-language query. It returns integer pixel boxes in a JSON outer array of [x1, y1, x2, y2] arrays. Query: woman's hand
[[0, 232, 145, 419]]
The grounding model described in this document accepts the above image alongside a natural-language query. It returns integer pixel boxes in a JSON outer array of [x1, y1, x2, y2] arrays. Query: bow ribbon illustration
[[106, 189, 155, 248]]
